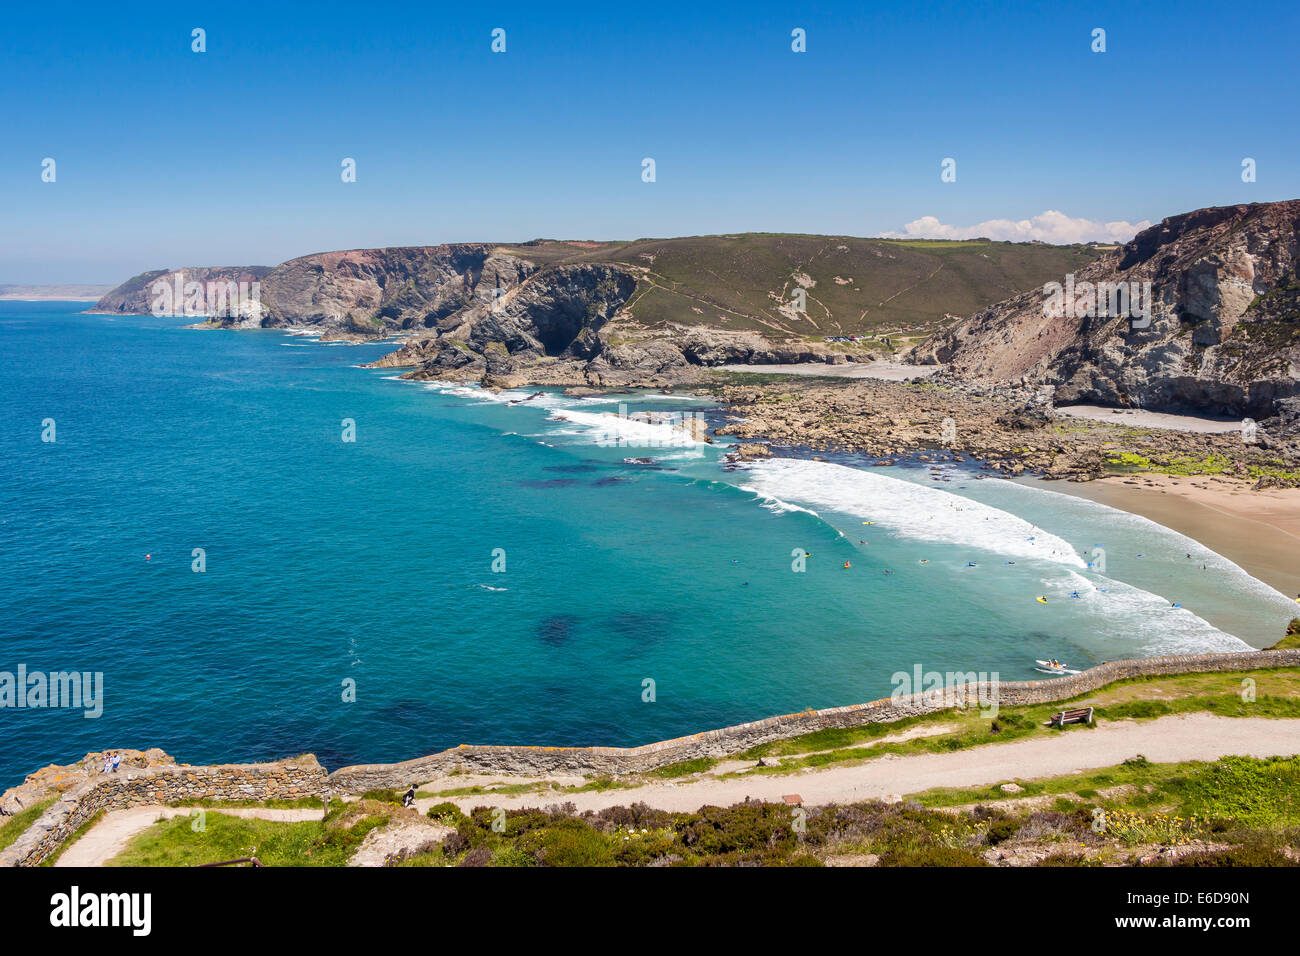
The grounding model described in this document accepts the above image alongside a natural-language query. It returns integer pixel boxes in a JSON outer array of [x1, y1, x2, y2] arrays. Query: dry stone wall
[[5, 649, 1297, 866], [325, 649, 1300, 790], [0, 757, 325, 867]]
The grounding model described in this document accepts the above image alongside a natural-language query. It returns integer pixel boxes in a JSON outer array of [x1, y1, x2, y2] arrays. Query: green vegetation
[[83, 662, 1300, 868], [1103, 449, 1300, 484], [108, 801, 395, 868], [1270, 620, 1300, 650], [650, 757, 718, 778], [0, 797, 56, 853], [706, 667, 1300, 778], [98, 755, 1300, 867], [404, 755, 1300, 866], [498, 234, 1103, 338]]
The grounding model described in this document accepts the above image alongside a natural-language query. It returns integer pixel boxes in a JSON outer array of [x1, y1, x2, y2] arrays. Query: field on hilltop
[[496, 234, 1104, 342]]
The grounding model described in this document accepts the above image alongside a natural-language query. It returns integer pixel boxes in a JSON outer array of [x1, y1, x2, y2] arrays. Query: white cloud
[[881, 210, 1150, 244]]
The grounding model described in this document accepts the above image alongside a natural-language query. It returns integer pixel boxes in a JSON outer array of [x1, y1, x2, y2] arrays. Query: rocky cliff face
[[231, 245, 864, 386], [910, 201, 1300, 417], [90, 266, 273, 315], [257, 244, 530, 331], [94, 233, 1102, 387]]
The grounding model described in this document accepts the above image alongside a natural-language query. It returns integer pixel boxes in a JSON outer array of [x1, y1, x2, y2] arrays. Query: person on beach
[[111, 753, 121, 773], [101, 753, 111, 774]]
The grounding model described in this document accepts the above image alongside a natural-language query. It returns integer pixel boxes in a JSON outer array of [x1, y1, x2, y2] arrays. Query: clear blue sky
[[2, 0, 1297, 282]]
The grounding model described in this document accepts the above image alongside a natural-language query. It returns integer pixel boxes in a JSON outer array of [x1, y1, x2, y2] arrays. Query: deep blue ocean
[[1, 303, 1294, 787]]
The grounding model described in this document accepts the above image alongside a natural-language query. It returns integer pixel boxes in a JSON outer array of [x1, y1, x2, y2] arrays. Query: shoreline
[[1033, 474, 1300, 600]]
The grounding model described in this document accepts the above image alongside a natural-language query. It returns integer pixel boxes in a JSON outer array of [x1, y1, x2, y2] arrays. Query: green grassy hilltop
[[498, 234, 1104, 341]]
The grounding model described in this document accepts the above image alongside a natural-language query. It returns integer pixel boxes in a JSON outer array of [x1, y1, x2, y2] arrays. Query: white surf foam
[[983, 479, 1295, 605], [740, 458, 1086, 568], [544, 407, 707, 450], [1044, 570, 1251, 655]]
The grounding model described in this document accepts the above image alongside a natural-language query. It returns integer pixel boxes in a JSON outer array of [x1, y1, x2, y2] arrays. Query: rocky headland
[[910, 201, 1300, 418], [88, 203, 1300, 486]]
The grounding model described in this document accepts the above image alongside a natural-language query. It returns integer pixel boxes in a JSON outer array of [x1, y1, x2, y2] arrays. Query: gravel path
[[418, 714, 1300, 815]]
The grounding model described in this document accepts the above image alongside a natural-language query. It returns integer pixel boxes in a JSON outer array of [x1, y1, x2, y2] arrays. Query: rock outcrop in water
[[910, 201, 1300, 417]]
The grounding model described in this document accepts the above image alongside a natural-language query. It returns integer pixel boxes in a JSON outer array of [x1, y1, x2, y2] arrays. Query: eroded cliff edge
[[910, 201, 1300, 418]]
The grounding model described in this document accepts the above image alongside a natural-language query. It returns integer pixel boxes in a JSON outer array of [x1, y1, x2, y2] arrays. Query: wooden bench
[[1046, 706, 1093, 727]]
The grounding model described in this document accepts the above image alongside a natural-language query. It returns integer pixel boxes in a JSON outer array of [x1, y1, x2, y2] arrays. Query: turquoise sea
[[1, 302, 1295, 787]]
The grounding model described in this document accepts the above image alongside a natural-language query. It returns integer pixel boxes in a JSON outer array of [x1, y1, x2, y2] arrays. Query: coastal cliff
[[910, 201, 1300, 418], [89, 266, 273, 315], [94, 235, 1100, 385], [91, 201, 1300, 420]]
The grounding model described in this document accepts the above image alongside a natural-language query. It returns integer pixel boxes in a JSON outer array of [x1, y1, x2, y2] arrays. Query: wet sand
[[1034, 474, 1300, 600]]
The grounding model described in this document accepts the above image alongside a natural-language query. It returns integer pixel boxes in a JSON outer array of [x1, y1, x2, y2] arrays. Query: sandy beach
[[1034, 473, 1300, 600], [1054, 404, 1245, 434]]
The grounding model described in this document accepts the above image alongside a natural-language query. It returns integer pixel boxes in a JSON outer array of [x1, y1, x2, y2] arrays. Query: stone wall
[[0, 756, 325, 867], [5, 649, 1297, 865], [325, 649, 1300, 790]]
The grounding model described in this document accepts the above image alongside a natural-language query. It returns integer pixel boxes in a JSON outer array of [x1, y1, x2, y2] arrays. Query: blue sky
[[2, 0, 1297, 282]]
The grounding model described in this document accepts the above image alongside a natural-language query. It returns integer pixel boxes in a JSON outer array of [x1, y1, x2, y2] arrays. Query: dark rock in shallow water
[[537, 614, 579, 647], [517, 477, 581, 488], [543, 462, 602, 473]]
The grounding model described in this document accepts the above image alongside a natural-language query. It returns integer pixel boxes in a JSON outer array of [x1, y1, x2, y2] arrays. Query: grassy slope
[[0, 797, 56, 853], [108, 755, 1300, 867], [495, 235, 1104, 340], [78, 666, 1300, 867], [108, 802, 396, 867]]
